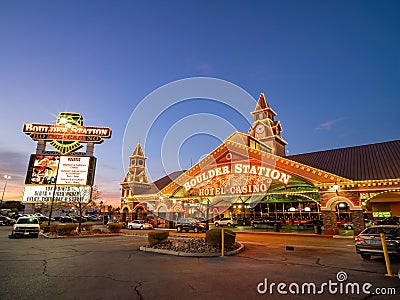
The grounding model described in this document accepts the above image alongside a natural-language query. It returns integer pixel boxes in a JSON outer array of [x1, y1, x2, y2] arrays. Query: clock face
[[255, 124, 265, 134]]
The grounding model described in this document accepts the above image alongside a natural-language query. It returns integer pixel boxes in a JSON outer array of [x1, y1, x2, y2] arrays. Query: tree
[[66, 185, 97, 233]]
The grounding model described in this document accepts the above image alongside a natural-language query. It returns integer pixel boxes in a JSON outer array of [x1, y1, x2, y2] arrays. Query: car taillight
[[355, 237, 365, 243]]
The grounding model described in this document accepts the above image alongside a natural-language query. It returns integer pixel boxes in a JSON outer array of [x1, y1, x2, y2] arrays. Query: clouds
[[315, 118, 346, 131]]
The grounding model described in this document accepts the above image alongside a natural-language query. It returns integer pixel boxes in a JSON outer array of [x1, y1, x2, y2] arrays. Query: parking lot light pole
[[1, 175, 11, 205]]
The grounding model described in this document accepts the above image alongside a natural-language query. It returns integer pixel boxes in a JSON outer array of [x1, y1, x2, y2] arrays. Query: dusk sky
[[1, 0, 399, 207]]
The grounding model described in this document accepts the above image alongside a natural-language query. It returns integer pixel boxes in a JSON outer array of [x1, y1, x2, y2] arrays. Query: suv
[[355, 225, 400, 259], [10, 217, 40, 238], [176, 218, 205, 233], [214, 217, 238, 227]]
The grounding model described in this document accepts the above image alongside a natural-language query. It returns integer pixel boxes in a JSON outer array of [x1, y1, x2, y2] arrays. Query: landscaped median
[[139, 229, 245, 257], [40, 222, 124, 238]]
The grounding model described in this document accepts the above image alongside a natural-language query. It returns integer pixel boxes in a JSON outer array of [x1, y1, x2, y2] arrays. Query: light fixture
[[332, 182, 339, 195]]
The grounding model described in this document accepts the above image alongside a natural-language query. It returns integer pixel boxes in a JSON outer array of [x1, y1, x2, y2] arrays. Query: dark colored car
[[355, 225, 400, 259], [37, 216, 55, 224], [237, 217, 251, 226], [251, 217, 282, 227], [0, 216, 16, 226], [298, 219, 323, 229], [176, 218, 205, 233], [376, 217, 400, 225], [58, 216, 78, 223]]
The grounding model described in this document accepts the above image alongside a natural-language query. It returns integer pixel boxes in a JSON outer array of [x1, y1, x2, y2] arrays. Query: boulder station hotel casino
[[120, 93, 400, 235]]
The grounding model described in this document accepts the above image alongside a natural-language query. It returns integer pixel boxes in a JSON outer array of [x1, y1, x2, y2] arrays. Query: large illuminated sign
[[22, 185, 91, 203], [183, 163, 291, 192], [25, 154, 96, 186], [22, 112, 112, 155]]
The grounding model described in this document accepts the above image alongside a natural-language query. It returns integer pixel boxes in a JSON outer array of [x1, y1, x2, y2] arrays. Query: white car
[[214, 217, 238, 227], [10, 217, 40, 238], [127, 220, 153, 230]]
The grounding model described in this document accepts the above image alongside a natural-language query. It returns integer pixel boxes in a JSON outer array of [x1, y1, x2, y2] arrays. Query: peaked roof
[[253, 93, 277, 116], [131, 143, 145, 157], [288, 140, 400, 181]]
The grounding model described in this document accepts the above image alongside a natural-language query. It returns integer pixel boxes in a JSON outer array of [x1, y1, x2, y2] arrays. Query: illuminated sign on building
[[183, 163, 291, 192]]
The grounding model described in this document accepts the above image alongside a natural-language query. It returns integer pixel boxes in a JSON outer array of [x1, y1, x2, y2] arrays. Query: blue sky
[[0, 0, 399, 206]]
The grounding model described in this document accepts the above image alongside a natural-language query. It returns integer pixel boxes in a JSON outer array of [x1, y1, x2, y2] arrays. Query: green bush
[[81, 222, 93, 231], [108, 223, 123, 233], [206, 228, 236, 249], [148, 230, 169, 246], [57, 223, 78, 236]]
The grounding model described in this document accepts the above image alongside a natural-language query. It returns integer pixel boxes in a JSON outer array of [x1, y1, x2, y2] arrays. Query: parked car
[[237, 217, 251, 226], [376, 217, 400, 225], [127, 220, 153, 230], [37, 216, 55, 224], [86, 215, 99, 222], [176, 218, 205, 233], [9, 217, 40, 238], [251, 217, 281, 227], [214, 217, 238, 227], [298, 219, 323, 229], [343, 222, 354, 230], [355, 225, 400, 259], [0, 215, 16, 226], [58, 216, 78, 223]]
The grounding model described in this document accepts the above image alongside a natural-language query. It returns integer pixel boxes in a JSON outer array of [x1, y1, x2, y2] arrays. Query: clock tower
[[250, 93, 287, 156]]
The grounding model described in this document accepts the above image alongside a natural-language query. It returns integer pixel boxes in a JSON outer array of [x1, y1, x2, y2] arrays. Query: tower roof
[[131, 143, 145, 157], [252, 93, 277, 116]]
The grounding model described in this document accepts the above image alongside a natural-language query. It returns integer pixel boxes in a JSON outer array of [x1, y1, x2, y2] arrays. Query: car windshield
[[17, 218, 39, 224]]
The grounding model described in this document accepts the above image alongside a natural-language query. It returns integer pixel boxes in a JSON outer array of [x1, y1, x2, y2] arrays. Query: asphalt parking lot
[[0, 226, 399, 300]]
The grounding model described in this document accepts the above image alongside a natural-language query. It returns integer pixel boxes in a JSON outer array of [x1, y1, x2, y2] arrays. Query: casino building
[[120, 93, 400, 235]]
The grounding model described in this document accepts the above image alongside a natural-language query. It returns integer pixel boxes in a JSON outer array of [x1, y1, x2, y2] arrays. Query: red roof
[[287, 140, 400, 181]]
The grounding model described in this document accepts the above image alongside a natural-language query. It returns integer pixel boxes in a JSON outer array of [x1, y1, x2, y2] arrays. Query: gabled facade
[[120, 93, 400, 235]]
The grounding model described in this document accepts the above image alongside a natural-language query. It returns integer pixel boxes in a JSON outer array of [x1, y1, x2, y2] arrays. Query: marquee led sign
[[23, 112, 112, 155]]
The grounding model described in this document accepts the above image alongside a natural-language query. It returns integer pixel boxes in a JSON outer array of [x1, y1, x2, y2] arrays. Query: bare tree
[[66, 185, 96, 233]]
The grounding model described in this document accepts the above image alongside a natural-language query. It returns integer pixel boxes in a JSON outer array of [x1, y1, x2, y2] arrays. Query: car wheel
[[227, 223, 232, 227], [177, 226, 182, 232], [128, 225, 133, 230], [194, 227, 199, 233], [215, 223, 219, 227], [140, 226, 144, 230], [360, 253, 371, 260]]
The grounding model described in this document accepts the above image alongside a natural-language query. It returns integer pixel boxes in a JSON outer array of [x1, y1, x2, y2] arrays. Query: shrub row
[[108, 223, 123, 233], [148, 230, 169, 246], [206, 228, 236, 249]]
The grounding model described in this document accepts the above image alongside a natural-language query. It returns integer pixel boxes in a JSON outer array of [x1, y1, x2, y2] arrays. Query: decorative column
[[322, 210, 339, 235], [351, 209, 364, 236]]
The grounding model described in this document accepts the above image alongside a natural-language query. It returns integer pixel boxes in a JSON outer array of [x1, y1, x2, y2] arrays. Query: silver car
[[127, 220, 153, 230]]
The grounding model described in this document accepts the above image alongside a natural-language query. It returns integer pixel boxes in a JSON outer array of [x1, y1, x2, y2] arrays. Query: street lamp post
[[1, 175, 11, 205], [100, 201, 104, 225], [47, 118, 71, 228]]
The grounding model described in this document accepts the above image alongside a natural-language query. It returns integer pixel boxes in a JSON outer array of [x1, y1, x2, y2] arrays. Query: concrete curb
[[139, 242, 245, 257], [234, 231, 334, 238], [40, 232, 123, 239]]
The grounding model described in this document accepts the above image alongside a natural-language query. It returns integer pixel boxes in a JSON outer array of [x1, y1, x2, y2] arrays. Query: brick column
[[322, 210, 339, 235], [351, 210, 364, 236]]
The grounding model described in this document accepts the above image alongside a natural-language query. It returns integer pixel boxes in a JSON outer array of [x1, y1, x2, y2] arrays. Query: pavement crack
[[316, 257, 324, 266], [134, 281, 144, 300], [42, 259, 48, 276]]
